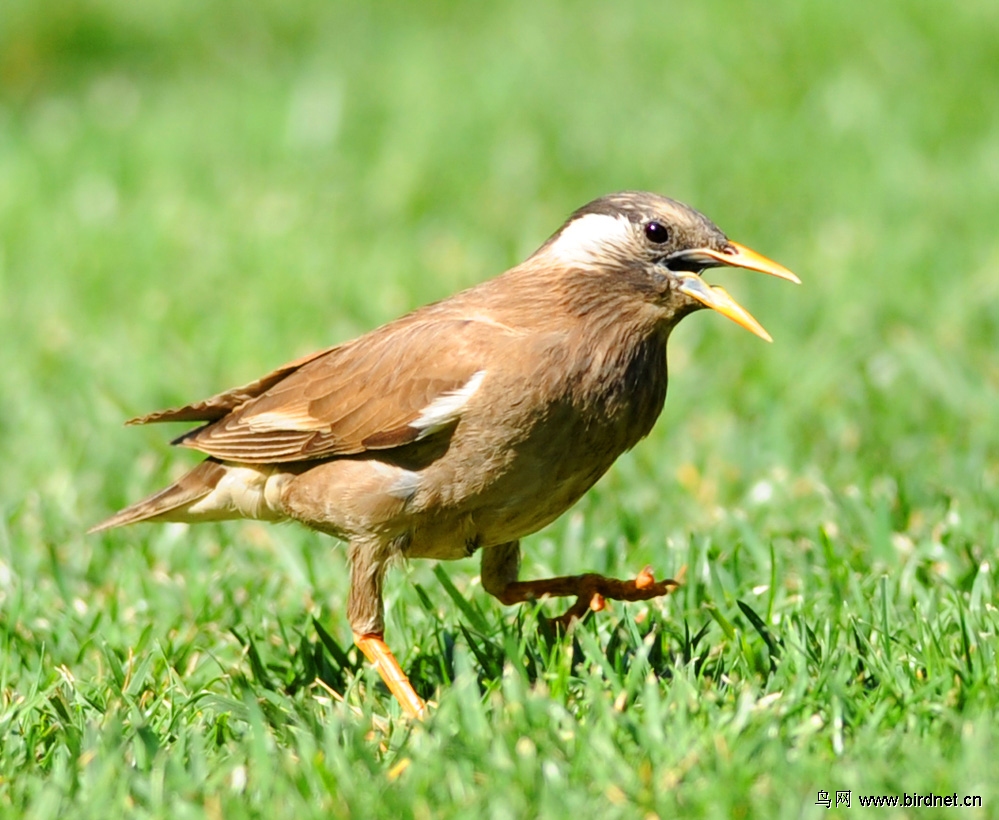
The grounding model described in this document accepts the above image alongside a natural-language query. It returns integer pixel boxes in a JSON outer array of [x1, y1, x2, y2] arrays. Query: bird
[[91, 191, 798, 718]]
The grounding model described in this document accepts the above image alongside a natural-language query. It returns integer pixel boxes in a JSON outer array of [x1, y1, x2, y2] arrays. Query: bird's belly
[[280, 410, 639, 561], [401, 460, 607, 561], [405, 420, 625, 557], [471, 452, 614, 546]]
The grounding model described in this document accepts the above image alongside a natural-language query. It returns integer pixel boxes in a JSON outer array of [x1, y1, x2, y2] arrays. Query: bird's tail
[[88, 459, 229, 533]]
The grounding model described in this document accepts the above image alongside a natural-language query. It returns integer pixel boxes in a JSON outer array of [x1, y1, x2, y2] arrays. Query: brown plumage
[[92, 191, 798, 717]]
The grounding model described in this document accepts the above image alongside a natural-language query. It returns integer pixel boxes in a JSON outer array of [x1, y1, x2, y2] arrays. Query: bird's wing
[[166, 316, 511, 463], [128, 347, 336, 425]]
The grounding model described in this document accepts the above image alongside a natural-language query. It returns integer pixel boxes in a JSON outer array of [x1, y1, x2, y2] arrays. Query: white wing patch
[[413, 369, 486, 438], [548, 212, 634, 268]]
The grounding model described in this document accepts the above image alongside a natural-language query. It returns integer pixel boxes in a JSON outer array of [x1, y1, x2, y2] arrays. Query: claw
[[635, 566, 655, 590], [492, 565, 681, 632]]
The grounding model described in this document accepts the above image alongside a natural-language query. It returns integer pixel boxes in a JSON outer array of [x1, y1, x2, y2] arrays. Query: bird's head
[[542, 191, 799, 341]]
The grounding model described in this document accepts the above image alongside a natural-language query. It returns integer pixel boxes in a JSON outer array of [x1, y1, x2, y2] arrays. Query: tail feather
[[89, 459, 228, 533]]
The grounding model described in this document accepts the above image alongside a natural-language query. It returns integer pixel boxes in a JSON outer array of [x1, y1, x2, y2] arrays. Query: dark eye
[[644, 221, 670, 244]]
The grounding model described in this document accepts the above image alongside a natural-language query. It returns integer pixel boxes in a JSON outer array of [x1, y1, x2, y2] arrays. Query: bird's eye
[[644, 221, 670, 244]]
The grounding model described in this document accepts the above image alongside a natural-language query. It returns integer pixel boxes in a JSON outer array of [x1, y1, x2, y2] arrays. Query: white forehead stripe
[[413, 370, 486, 437], [548, 213, 634, 268]]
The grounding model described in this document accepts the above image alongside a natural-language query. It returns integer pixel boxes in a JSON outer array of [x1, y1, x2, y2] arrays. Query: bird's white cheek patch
[[548, 213, 634, 268]]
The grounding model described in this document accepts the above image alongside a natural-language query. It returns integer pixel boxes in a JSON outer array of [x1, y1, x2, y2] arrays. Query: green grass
[[2, 0, 999, 816]]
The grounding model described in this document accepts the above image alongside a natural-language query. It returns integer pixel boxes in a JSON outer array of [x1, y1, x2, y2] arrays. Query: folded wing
[[133, 316, 510, 464]]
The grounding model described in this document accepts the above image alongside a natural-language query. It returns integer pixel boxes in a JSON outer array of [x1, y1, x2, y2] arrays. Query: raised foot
[[498, 565, 680, 629], [353, 631, 427, 719]]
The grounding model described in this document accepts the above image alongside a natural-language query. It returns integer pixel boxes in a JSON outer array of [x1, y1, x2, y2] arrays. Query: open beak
[[669, 241, 799, 341], [675, 275, 774, 341]]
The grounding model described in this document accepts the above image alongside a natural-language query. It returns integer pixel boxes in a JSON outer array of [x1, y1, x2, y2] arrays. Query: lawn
[[2, 0, 998, 817]]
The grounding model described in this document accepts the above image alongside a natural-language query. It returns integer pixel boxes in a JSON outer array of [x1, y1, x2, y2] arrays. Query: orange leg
[[499, 566, 680, 629], [353, 631, 427, 719]]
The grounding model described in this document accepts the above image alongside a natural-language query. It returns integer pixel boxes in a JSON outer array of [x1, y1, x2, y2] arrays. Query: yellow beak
[[676, 275, 773, 341], [671, 241, 799, 341]]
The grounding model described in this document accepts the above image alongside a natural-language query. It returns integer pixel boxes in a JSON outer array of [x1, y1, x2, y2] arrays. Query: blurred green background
[[1, 1, 998, 817]]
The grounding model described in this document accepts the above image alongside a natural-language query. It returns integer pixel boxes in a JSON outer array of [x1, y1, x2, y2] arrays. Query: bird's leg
[[352, 632, 426, 719], [347, 539, 426, 719], [481, 541, 679, 629]]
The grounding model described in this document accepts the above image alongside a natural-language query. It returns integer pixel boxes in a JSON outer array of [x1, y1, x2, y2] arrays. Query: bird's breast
[[407, 327, 671, 551]]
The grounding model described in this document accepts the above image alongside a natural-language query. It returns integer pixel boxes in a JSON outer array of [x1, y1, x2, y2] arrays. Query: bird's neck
[[567, 318, 671, 448], [462, 264, 673, 447], [518, 266, 673, 448]]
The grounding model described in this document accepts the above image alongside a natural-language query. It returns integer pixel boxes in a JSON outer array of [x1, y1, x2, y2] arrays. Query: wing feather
[[128, 346, 335, 425], [170, 316, 513, 463]]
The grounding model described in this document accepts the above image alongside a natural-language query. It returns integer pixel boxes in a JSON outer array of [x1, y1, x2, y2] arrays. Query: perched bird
[[92, 191, 798, 717]]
